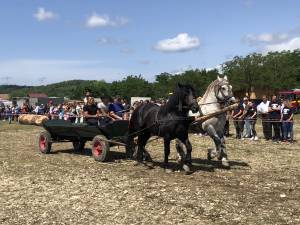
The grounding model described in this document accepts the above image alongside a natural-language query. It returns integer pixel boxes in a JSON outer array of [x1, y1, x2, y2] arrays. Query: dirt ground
[[0, 118, 299, 225]]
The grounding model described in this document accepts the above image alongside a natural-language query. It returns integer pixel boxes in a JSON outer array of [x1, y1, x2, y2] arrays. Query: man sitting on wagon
[[108, 96, 125, 120], [83, 96, 100, 125], [97, 96, 114, 126], [97, 96, 111, 117]]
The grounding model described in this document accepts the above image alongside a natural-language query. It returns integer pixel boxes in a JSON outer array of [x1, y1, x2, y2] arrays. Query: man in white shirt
[[257, 95, 271, 140], [97, 96, 110, 116], [34, 104, 40, 114]]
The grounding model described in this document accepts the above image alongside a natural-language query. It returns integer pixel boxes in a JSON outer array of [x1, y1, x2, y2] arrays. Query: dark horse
[[126, 83, 199, 173]]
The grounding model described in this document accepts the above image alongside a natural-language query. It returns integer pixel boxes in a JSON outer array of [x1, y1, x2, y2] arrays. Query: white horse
[[177, 76, 235, 167]]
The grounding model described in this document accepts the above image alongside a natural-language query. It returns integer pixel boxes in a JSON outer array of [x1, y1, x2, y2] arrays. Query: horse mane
[[160, 84, 195, 114]]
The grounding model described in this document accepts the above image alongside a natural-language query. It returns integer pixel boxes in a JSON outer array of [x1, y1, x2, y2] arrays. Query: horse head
[[175, 83, 199, 113], [215, 76, 235, 104]]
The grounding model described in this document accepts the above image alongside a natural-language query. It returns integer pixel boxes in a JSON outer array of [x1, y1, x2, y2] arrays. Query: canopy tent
[[0, 99, 12, 107]]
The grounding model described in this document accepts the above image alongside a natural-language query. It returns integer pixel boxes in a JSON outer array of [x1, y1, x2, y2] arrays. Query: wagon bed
[[38, 119, 130, 162]]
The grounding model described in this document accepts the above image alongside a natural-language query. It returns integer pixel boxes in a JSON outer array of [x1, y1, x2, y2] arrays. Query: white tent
[[0, 99, 12, 107]]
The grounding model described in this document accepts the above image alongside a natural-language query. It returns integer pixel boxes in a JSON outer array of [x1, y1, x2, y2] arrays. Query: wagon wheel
[[91, 135, 110, 162], [38, 131, 52, 154], [73, 140, 86, 152]]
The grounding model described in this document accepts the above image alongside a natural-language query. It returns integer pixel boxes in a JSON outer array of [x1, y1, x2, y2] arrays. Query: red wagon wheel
[[91, 135, 110, 162], [38, 131, 52, 154]]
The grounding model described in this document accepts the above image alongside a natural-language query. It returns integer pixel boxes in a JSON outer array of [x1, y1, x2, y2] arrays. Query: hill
[[0, 80, 100, 99]]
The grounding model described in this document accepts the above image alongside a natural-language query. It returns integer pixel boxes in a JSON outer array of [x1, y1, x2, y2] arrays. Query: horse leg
[[180, 138, 193, 174], [163, 138, 172, 173], [206, 124, 222, 160], [125, 135, 135, 159], [126, 124, 137, 159], [136, 132, 148, 163], [136, 131, 152, 166], [219, 136, 230, 168], [140, 131, 154, 168], [175, 139, 186, 164]]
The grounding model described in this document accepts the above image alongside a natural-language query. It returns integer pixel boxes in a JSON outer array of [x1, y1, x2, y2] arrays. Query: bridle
[[177, 91, 197, 112], [214, 81, 233, 104]]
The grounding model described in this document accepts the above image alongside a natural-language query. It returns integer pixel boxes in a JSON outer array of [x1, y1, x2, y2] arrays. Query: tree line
[[1, 50, 300, 100]]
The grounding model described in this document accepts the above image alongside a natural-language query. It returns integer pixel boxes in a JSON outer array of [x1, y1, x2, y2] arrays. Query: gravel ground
[[0, 119, 299, 225]]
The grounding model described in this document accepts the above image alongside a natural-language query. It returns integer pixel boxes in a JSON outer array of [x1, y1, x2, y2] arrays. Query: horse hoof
[[221, 158, 230, 168], [183, 164, 192, 175], [145, 161, 154, 169], [165, 168, 173, 173], [133, 161, 143, 166], [207, 148, 217, 160], [176, 157, 182, 164]]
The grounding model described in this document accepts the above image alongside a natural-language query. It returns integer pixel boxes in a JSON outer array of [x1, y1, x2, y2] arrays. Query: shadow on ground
[[49, 147, 250, 173], [50, 148, 128, 162]]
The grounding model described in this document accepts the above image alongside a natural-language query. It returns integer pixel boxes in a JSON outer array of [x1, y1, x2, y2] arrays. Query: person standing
[[6, 105, 12, 124], [281, 100, 294, 142], [257, 95, 271, 140], [21, 103, 29, 114], [237, 97, 249, 138], [224, 110, 230, 137], [75, 103, 82, 123], [231, 97, 244, 139], [268, 95, 281, 141], [244, 101, 258, 140]]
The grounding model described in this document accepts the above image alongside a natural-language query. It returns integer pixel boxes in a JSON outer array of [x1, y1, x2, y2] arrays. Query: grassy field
[[0, 118, 299, 225]]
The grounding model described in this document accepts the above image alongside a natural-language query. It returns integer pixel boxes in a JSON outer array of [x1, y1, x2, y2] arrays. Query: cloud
[[243, 32, 289, 46], [154, 33, 200, 53], [33, 7, 56, 21], [0, 59, 124, 85], [171, 65, 194, 75], [264, 37, 300, 52], [86, 13, 128, 28], [97, 37, 127, 45], [206, 64, 223, 73]]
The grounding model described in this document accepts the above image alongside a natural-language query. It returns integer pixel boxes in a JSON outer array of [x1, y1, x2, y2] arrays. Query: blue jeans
[[8, 115, 12, 124], [244, 119, 251, 137], [282, 121, 293, 140]]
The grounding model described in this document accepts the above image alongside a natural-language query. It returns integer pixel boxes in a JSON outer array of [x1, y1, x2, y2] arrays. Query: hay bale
[[19, 114, 48, 126]]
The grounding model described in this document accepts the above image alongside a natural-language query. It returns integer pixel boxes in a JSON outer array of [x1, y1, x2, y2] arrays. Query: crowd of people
[[0, 90, 165, 126], [0, 91, 296, 143], [231, 95, 295, 143]]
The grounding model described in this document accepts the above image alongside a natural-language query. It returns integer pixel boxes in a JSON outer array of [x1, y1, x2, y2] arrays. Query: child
[[281, 100, 294, 142]]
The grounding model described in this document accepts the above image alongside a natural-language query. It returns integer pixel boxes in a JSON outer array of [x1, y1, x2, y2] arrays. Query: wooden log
[[194, 103, 239, 122], [18, 114, 49, 126]]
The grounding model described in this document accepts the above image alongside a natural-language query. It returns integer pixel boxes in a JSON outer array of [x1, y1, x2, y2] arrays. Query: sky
[[1, 0, 300, 85]]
